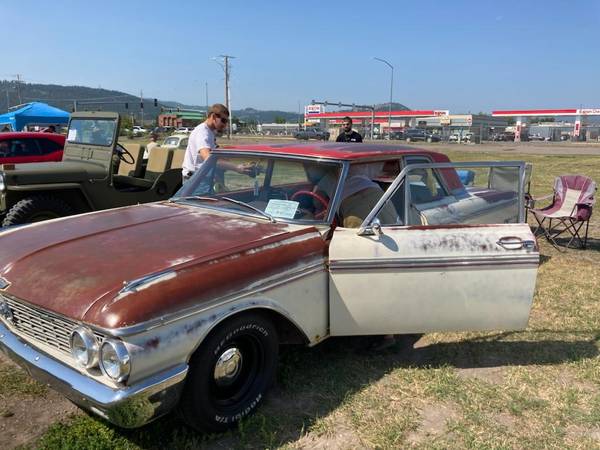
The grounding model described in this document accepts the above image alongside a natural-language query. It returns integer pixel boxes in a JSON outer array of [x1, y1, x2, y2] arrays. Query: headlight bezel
[[0, 173, 5, 191], [100, 339, 131, 383], [70, 326, 100, 369]]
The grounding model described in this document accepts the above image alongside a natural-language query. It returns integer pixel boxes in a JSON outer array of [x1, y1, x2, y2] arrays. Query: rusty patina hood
[[0, 202, 325, 329]]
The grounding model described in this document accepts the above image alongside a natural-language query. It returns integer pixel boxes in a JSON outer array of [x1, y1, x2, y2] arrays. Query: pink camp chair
[[530, 175, 596, 249]]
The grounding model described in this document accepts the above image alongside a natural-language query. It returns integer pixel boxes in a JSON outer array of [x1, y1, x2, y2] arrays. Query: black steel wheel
[[179, 313, 278, 432]]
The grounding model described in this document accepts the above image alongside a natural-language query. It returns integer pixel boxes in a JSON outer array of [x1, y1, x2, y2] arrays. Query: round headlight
[[0, 173, 5, 191], [100, 339, 130, 382], [70, 327, 99, 369]]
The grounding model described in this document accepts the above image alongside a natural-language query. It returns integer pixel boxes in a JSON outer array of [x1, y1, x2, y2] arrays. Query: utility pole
[[13, 74, 22, 105], [213, 55, 236, 139], [140, 90, 144, 126], [205, 82, 209, 117]]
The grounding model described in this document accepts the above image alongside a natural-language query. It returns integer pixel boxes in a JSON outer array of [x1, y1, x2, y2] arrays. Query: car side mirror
[[357, 218, 384, 236]]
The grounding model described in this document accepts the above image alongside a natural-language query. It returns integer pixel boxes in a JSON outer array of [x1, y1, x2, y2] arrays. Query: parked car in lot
[[161, 133, 189, 150], [175, 127, 193, 134], [491, 132, 515, 142], [0, 132, 65, 164], [132, 126, 147, 135], [0, 112, 184, 227], [152, 126, 174, 135], [388, 131, 405, 140], [528, 133, 546, 141], [0, 142, 539, 432], [403, 128, 441, 143], [293, 127, 330, 140]]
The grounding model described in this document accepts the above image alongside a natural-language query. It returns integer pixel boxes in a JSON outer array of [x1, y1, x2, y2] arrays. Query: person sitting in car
[[308, 162, 398, 228]]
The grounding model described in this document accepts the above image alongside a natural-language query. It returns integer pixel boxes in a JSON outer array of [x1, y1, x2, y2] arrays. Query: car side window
[[7, 139, 42, 157], [37, 139, 62, 154], [376, 157, 450, 226]]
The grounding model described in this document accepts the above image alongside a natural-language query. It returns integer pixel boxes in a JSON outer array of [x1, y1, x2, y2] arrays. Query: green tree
[[274, 116, 286, 124]]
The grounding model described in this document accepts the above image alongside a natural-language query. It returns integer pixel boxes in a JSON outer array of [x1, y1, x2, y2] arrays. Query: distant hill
[[0, 81, 305, 124]]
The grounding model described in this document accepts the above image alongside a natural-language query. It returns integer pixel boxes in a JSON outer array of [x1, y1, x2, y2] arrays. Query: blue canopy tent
[[0, 102, 70, 131]]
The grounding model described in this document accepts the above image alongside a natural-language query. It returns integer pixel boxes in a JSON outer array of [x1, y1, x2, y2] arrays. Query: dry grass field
[[1, 140, 599, 449]]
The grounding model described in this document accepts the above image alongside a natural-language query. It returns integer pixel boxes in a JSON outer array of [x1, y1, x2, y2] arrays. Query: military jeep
[[0, 112, 184, 227]]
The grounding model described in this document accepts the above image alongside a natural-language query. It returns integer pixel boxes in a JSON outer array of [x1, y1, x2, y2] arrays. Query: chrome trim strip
[[99, 260, 326, 337], [0, 321, 187, 428], [329, 255, 539, 271], [119, 270, 177, 295]]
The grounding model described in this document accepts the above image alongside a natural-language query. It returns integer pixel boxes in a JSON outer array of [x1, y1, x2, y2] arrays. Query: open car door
[[329, 161, 539, 336]]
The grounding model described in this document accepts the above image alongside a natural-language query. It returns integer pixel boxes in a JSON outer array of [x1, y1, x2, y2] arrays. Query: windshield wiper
[[170, 195, 276, 223], [220, 196, 276, 223]]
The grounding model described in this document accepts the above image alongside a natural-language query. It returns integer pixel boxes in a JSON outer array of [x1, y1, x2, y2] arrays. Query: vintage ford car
[[0, 143, 539, 432]]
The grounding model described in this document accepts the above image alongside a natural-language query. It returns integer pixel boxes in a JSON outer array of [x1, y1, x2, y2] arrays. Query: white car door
[[329, 161, 539, 336]]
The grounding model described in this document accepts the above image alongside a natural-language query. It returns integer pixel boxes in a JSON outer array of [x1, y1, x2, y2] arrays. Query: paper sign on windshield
[[265, 199, 299, 219], [67, 129, 77, 141]]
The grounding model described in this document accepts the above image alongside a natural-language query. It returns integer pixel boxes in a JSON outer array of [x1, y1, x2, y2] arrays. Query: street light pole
[[374, 57, 394, 138]]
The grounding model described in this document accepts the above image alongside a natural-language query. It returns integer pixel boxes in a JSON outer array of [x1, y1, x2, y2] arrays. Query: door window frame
[[359, 161, 528, 232]]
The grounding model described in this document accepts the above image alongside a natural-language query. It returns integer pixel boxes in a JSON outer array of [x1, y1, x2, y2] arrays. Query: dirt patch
[[0, 353, 81, 450], [291, 413, 368, 449], [405, 402, 460, 445], [456, 366, 506, 385]]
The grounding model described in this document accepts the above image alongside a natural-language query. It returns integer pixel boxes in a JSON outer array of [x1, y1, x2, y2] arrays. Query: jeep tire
[[2, 195, 75, 227], [179, 313, 278, 432]]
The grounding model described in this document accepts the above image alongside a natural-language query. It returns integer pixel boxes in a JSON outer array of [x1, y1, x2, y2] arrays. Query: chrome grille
[[1, 295, 105, 355]]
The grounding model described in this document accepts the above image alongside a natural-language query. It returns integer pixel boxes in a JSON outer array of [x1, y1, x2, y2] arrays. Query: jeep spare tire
[[2, 195, 74, 227]]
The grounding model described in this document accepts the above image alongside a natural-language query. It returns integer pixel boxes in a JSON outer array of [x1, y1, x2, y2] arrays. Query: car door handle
[[497, 237, 535, 250]]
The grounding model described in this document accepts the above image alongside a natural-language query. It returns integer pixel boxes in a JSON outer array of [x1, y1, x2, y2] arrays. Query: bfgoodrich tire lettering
[[179, 313, 278, 432], [2, 195, 74, 227]]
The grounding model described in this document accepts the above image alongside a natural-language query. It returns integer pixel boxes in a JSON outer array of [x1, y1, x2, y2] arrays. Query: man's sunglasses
[[216, 115, 229, 122]]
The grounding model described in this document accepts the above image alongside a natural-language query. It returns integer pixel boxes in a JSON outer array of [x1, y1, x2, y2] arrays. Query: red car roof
[[0, 132, 66, 145], [219, 142, 450, 162]]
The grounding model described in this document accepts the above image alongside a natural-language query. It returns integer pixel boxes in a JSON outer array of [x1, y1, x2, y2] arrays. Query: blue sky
[[3, 0, 600, 113]]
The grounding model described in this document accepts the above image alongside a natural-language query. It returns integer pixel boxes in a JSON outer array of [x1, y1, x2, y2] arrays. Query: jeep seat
[[170, 149, 185, 170], [117, 144, 145, 177], [145, 146, 173, 181]]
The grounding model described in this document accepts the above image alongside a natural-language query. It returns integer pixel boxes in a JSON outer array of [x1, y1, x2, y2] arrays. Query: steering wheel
[[116, 144, 135, 164], [290, 190, 329, 220]]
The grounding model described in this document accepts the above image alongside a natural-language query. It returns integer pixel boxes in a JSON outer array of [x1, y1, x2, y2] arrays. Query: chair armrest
[[526, 193, 554, 209]]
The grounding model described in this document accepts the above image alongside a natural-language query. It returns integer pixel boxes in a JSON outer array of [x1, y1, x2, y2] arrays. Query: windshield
[[176, 154, 342, 223], [67, 118, 117, 146]]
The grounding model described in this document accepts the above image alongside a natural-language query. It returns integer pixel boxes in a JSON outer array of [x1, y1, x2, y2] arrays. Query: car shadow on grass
[[102, 332, 598, 449]]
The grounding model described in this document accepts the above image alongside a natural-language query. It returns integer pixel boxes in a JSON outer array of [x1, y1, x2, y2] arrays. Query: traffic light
[[153, 98, 158, 107], [140, 102, 144, 109], [125, 102, 128, 109]]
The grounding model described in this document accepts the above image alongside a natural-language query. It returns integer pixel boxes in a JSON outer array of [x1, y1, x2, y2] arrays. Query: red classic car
[[0, 143, 539, 432], [0, 132, 65, 165]]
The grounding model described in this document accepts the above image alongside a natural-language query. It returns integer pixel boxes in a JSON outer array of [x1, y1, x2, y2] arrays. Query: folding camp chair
[[530, 175, 596, 249]]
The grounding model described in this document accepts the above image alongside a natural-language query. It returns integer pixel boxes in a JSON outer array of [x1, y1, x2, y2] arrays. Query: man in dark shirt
[[336, 116, 363, 143]]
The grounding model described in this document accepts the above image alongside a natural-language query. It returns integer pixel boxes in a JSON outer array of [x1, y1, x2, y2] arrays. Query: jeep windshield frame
[[62, 112, 120, 171]]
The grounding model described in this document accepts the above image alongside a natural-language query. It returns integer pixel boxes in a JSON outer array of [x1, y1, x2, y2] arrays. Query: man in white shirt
[[182, 104, 229, 182]]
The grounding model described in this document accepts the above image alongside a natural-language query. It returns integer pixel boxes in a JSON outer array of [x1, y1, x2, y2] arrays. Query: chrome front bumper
[[0, 321, 188, 428]]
